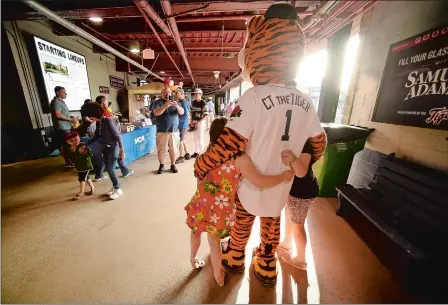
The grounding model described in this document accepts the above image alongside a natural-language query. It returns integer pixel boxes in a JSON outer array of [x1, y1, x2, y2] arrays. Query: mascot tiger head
[[238, 2, 305, 86]]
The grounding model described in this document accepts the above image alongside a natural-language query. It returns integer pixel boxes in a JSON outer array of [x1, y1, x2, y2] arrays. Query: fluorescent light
[[89, 17, 103, 22], [130, 48, 140, 54], [160, 71, 165, 74]]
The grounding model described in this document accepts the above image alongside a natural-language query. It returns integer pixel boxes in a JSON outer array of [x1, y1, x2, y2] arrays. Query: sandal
[[73, 193, 85, 201], [281, 256, 307, 271], [86, 188, 96, 196], [191, 258, 205, 269]]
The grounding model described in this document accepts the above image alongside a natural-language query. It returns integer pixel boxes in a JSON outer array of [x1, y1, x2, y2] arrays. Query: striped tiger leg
[[222, 197, 255, 273], [252, 216, 281, 286]]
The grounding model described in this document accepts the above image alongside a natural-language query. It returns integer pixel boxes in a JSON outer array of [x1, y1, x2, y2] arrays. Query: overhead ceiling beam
[[22, 0, 163, 80], [134, 0, 172, 37], [175, 12, 312, 23], [161, 0, 195, 85], [134, 2, 184, 78], [171, 1, 320, 14]]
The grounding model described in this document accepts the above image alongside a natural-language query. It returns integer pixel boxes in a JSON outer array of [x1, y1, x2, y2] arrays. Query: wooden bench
[[336, 152, 448, 292]]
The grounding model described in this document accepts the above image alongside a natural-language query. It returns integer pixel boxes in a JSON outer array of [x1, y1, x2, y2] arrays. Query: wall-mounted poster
[[33, 36, 91, 111], [109, 75, 125, 89], [99, 86, 109, 94], [372, 24, 448, 130]]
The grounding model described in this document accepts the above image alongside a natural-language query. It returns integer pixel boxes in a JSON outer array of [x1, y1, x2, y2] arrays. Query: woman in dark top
[[278, 140, 319, 270], [83, 103, 134, 200]]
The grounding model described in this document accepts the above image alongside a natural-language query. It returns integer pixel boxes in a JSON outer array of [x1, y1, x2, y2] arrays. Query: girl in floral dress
[[185, 117, 293, 286]]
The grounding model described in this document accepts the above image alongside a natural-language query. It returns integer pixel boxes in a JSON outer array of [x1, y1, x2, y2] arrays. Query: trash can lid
[[321, 123, 374, 144]]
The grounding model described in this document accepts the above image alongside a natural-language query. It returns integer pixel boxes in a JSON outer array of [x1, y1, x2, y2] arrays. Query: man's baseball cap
[[64, 130, 79, 141], [193, 88, 203, 95]]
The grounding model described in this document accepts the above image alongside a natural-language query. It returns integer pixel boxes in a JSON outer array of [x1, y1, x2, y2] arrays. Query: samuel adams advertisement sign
[[372, 24, 448, 130]]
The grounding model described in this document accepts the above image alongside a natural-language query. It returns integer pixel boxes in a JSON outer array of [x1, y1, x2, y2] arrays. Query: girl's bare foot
[[87, 187, 96, 195], [214, 266, 226, 287], [191, 257, 205, 269]]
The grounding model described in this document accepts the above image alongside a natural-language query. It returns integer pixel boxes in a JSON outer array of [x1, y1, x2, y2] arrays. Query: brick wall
[[346, 1, 448, 171]]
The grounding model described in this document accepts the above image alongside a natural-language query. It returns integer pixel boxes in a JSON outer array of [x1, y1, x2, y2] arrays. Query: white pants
[[206, 113, 215, 130], [194, 120, 206, 154]]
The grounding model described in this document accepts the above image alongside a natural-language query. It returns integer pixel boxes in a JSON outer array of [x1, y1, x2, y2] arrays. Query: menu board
[[34, 36, 91, 111], [372, 24, 448, 130]]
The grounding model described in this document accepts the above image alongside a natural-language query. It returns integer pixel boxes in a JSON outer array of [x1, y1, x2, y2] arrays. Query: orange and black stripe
[[309, 131, 327, 163], [194, 127, 248, 180]]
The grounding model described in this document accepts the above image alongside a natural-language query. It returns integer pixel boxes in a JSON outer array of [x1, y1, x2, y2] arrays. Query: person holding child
[[64, 131, 95, 200], [185, 117, 293, 287]]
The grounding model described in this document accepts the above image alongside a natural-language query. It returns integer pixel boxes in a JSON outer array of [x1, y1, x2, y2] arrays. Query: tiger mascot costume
[[194, 2, 327, 286]]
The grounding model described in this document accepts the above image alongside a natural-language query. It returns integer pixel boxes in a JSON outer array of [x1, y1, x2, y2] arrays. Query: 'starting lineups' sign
[[372, 24, 448, 130], [34, 36, 91, 111]]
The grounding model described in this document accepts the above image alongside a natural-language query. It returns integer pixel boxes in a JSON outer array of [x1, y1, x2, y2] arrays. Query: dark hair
[[108, 102, 112, 107], [95, 95, 106, 104], [84, 99, 92, 105], [82, 102, 104, 120], [208, 117, 227, 148], [54, 86, 65, 94]]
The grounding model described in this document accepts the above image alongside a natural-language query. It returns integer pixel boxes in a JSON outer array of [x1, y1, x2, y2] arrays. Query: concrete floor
[[1, 134, 419, 303]]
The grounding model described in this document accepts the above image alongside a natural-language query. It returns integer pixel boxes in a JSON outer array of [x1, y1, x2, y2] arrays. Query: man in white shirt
[[194, 2, 327, 286], [206, 97, 215, 130]]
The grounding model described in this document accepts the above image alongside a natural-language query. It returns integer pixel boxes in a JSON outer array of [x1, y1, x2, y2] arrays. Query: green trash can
[[312, 123, 374, 198]]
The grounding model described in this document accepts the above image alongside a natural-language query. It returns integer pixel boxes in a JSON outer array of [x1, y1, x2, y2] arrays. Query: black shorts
[[179, 128, 187, 141], [77, 170, 91, 182]]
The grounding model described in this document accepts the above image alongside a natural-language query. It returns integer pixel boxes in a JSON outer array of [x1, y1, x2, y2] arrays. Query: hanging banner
[[372, 24, 448, 130]]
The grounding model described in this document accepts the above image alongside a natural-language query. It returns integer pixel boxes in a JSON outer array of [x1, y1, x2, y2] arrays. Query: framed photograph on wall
[[135, 94, 142, 101]]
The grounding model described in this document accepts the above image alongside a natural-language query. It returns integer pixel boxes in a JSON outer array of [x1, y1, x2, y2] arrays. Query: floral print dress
[[185, 160, 241, 238]]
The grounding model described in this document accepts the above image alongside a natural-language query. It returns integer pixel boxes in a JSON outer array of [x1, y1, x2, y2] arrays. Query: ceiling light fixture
[[160, 71, 165, 74], [89, 17, 103, 23], [130, 48, 140, 54]]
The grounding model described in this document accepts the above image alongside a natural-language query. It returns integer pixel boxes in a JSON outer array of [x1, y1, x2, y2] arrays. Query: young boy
[[64, 131, 96, 200]]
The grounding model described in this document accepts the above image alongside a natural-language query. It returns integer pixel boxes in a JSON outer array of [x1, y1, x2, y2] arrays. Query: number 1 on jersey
[[281, 110, 292, 141]]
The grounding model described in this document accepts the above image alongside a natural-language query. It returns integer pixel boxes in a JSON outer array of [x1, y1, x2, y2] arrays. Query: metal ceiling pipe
[[23, 0, 163, 81], [161, 0, 195, 85], [303, 0, 339, 30], [176, 12, 313, 23], [135, 3, 184, 78], [176, 14, 253, 23], [134, 0, 172, 37]]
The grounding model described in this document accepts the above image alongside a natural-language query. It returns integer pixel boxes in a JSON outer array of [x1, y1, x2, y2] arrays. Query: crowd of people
[[48, 1, 328, 291]]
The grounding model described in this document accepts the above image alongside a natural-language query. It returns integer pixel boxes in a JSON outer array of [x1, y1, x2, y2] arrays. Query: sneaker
[[123, 169, 134, 178], [184, 153, 191, 160], [175, 157, 184, 164], [94, 175, 109, 182], [191, 153, 199, 158], [65, 162, 75, 168], [106, 187, 115, 196], [170, 164, 178, 173], [157, 164, 165, 174], [109, 188, 123, 200]]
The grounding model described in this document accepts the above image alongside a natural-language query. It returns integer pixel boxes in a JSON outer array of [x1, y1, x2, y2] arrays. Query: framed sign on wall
[[99, 86, 109, 94], [109, 75, 125, 89], [372, 24, 448, 130]]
